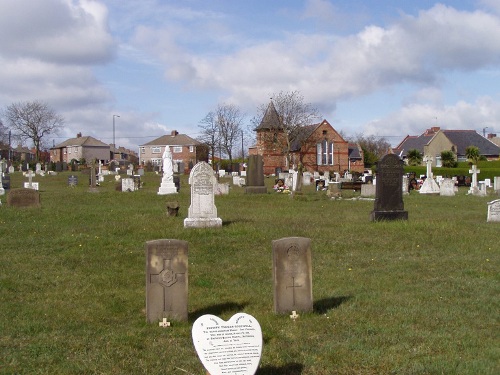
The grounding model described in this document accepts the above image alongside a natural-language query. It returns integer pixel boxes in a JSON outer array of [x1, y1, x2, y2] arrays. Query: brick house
[[250, 101, 364, 175], [50, 133, 110, 163], [139, 130, 204, 173], [394, 127, 500, 166]]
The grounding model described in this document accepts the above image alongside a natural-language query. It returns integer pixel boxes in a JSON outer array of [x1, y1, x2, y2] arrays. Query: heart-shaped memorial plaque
[[192, 313, 262, 375]]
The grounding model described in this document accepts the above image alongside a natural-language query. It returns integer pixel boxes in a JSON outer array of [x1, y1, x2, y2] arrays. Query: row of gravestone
[[145, 237, 313, 323]]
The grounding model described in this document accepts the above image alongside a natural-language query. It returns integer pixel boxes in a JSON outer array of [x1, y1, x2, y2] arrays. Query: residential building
[[50, 133, 110, 163], [394, 127, 500, 166], [110, 145, 139, 164], [251, 101, 364, 175], [139, 130, 204, 173]]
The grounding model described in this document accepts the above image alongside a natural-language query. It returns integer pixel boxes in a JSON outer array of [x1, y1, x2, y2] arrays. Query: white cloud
[[363, 95, 500, 143], [0, 0, 115, 64]]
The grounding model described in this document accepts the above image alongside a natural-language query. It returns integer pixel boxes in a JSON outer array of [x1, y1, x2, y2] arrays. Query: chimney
[[171, 130, 178, 137], [487, 133, 497, 139], [77, 132, 82, 138]]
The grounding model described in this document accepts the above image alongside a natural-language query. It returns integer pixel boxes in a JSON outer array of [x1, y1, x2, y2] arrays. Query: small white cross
[[159, 318, 171, 328], [290, 311, 299, 321]]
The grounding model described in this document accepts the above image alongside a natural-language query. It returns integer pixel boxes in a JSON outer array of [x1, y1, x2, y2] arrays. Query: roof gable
[[52, 136, 108, 149], [441, 130, 500, 155], [141, 133, 201, 147]]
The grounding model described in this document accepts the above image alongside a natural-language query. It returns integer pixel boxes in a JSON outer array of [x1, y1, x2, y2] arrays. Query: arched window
[[317, 140, 334, 165]]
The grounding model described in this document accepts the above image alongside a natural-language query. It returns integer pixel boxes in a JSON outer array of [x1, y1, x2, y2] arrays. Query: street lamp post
[[113, 114, 120, 147], [483, 126, 488, 138]]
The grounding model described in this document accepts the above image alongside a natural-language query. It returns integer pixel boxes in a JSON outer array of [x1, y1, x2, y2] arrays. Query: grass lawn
[[1, 171, 499, 374]]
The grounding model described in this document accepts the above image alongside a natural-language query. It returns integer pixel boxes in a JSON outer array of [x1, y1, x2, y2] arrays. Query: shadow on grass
[[257, 362, 304, 374], [189, 302, 249, 322], [222, 219, 253, 226], [314, 295, 352, 314]]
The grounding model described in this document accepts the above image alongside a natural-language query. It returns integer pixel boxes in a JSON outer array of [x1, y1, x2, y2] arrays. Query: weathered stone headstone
[[121, 178, 135, 192], [487, 199, 500, 222], [145, 239, 188, 322], [35, 163, 42, 174], [215, 182, 230, 195], [8, 165, 14, 174], [245, 155, 267, 194], [370, 153, 408, 221], [184, 161, 222, 228], [439, 178, 456, 196], [88, 162, 98, 193], [7, 188, 41, 208], [360, 183, 376, 197], [192, 313, 262, 375], [272, 237, 313, 314], [494, 176, 500, 192], [326, 181, 341, 198]]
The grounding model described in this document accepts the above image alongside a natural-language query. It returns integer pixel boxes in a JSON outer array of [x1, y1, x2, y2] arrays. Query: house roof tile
[[141, 133, 200, 147], [52, 136, 108, 149]]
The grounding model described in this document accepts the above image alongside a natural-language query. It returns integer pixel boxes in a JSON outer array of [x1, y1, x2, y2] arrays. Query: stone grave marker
[[2, 174, 10, 191], [145, 239, 188, 322], [8, 165, 14, 174], [215, 182, 230, 195], [245, 155, 267, 194], [35, 163, 42, 174], [192, 313, 262, 375], [468, 164, 480, 195], [23, 182, 39, 191], [487, 199, 500, 222], [272, 237, 313, 314], [121, 177, 135, 192], [419, 156, 440, 194], [439, 178, 456, 196], [494, 176, 500, 192], [7, 188, 41, 208], [68, 175, 78, 187], [360, 183, 376, 197], [370, 153, 408, 221], [158, 146, 177, 195], [184, 161, 222, 228]]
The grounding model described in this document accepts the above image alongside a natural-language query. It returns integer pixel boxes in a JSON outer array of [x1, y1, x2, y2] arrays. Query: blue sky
[[1, 0, 499, 151]]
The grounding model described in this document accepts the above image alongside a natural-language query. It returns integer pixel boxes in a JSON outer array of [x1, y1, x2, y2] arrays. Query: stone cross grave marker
[[370, 153, 408, 221], [192, 313, 262, 375], [290, 311, 299, 321], [26, 170, 34, 189], [487, 199, 500, 222], [469, 164, 480, 194], [419, 155, 440, 194], [68, 175, 78, 187], [272, 237, 313, 314], [145, 239, 188, 323], [184, 161, 222, 228]]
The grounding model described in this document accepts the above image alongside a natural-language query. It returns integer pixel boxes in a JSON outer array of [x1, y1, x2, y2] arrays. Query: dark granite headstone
[[272, 237, 313, 314], [2, 175, 10, 190], [7, 188, 41, 208], [370, 154, 408, 221], [145, 239, 188, 322], [245, 155, 267, 194]]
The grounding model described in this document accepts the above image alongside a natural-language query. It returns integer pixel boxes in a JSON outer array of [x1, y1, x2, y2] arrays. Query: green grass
[[1, 171, 499, 374]]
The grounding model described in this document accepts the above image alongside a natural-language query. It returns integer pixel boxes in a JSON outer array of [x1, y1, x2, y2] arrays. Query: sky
[[1, 0, 500, 152]]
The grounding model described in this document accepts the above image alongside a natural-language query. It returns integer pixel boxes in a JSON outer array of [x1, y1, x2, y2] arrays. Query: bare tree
[[352, 134, 391, 167], [3, 101, 63, 161], [198, 103, 245, 166], [254, 91, 320, 169]]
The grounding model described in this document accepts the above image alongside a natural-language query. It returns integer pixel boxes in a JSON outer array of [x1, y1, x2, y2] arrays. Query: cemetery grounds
[[0, 171, 498, 375]]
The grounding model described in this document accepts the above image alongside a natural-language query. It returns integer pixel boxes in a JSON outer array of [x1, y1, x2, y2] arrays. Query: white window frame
[[316, 141, 334, 165], [173, 146, 182, 153], [140, 147, 145, 154], [189, 145, 194, 153], [151, 146, 161, 154]]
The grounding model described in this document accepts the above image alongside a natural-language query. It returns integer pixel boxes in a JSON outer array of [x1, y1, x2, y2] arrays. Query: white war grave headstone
[[158, 146, 177, 195], [23, 170, 39, 190], [419, 155, 440, 194], [145, 239, 188, 323], [121, 177, 135, 192], [192, 313, 262, 375], [184, 161, 222, 228], [487, 199, 500, 222], [272, 237, 313, 314]]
